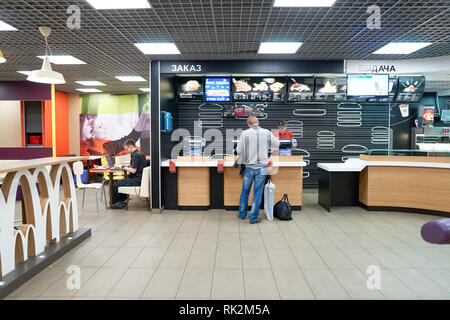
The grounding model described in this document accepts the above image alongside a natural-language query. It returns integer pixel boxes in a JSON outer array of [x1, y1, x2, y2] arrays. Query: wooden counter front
[[270, 167, 303, 206], [177, 167, 210, 206], [223, 167, 253, 206], [223, 156, 304, 207], [359, 166, 450, 213]]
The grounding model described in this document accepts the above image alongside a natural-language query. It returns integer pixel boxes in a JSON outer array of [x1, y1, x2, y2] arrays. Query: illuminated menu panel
[[205, 78, 231, 102], [395, 76, 425, 103], [232, 77, 286, 102], [287, 77, 315, 102], [314, 77, 347, 101]]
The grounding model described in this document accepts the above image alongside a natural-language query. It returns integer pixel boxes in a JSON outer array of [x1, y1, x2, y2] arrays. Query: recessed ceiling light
[[0, 20, 17, 31], [37, 55, 86, 64], [134, 43, 181, 55], [258, 42, 303, 54], [85, 0, 151, 9], [274, 0, 336, 7], [77, 88, 103, 93], [115, 76, 146, 82], [76, 81, 106, 86], [373, 42, 432, 54], [17, 71, 32, 76], [139, 88, 150, 92]]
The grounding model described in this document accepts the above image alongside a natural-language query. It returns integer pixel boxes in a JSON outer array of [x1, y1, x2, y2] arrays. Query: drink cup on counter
[[399, 104, 409, 117]]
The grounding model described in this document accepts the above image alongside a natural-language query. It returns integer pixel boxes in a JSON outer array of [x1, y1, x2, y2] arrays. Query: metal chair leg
[[103, 186, 107, 209], [82, 189, 86, 208], [95, 191, 99, 213]]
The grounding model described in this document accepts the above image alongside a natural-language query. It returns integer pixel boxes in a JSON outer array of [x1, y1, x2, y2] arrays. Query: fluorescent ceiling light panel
[[274, 0, 336, 7], [85, 0, 151, 9], [373, 42, 432, 54], [134, 43, 181, 55], [115, 76, 146, 82], [0, 20, 17, 31], [17, 71, 31, 76], [77, 88, 103, 92], [37, 55, 86, 64], [258, 42, 303, 54], [76, 81, 106, 86], [139, 88, 150, 92]]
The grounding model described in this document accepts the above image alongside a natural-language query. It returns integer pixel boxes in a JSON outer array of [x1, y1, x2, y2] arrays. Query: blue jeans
[[239, 166, 267, 222]]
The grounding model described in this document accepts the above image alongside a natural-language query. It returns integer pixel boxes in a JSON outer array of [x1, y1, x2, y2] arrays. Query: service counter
[[161, 156, 306, 210], [318, 155, 450, 215]]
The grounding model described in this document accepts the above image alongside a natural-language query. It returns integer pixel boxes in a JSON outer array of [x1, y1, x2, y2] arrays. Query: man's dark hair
[[277, 119, 287, 128], [123, 139, 136, 148]]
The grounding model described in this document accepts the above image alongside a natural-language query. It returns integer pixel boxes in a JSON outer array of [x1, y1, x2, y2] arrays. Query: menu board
[[287, 77, 315, 102], [368, 76, 398, 103], [232, 77, 286, 102], [205, 78, 231, 102], [176, 77, 204, 101], [395, 76, 425, 103], [314, 77, 347, 101]]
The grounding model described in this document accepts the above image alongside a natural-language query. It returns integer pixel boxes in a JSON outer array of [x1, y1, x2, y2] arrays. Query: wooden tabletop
[[0, 156, 90, 174]]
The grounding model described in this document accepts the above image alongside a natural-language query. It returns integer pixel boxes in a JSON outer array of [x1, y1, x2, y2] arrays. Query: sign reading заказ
[[346, 55, 450, 74], [170, 64, 202, 73]]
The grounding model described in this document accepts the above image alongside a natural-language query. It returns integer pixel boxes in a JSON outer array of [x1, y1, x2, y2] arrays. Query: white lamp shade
[[27, 57, 65, 84]]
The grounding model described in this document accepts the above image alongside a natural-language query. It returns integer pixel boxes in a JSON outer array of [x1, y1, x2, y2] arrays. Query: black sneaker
[[111, 202, 126, 209], [249, 218, 262, 224]]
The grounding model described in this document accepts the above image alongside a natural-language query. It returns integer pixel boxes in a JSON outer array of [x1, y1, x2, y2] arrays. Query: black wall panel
[[174, 101, 389, 188]]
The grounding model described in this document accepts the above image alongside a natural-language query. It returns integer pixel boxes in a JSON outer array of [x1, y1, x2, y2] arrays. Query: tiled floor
[[5, 190, 450, 300]]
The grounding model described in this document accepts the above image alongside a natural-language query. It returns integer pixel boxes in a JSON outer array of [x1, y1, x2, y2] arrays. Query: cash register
[[278, 138, 297, 156]]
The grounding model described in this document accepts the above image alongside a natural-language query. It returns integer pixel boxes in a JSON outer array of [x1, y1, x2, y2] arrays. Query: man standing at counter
[[236, 116, 279, 224]]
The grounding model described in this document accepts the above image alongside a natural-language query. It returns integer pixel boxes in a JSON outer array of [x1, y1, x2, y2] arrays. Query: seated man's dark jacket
[[129, 149, 147, 182]]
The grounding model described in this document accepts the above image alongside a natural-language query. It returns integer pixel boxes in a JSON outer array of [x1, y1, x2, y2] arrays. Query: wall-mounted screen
[[232, 77, 286, 102], [205, 78, 231, 102], [176, 77, 204, 101], [395, 76, 426, 103], [287, 77, 314, 102], [367, 76, 398, 103], [314, 77, 346, 101], [347, 74, 389, 97], [441, 110, 450, 122]]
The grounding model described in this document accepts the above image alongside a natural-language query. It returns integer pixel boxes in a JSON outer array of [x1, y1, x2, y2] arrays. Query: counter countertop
[[318, 159, 450, 172], [0, 156, 90, 174], [161, 160, 307, 168]]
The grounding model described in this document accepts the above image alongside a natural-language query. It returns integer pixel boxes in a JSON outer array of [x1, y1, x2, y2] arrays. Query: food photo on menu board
[[395, 76, 425, 103], [176, 77, 204, 101], [314, 77, 347, 101], [232, 77, 286, 102], [288, 77, 315, 101], [205, 78, 231, 102]]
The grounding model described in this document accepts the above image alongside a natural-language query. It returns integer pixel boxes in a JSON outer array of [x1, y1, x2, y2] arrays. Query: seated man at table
[[111, 139, 147, 209]]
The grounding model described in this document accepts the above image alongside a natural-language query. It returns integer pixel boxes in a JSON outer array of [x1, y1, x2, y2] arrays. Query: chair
[[73, 161, 107, 213], [118, 166, 151, 210]]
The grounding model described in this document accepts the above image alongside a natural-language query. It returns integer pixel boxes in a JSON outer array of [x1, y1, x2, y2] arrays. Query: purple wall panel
[[0, 147, 52, 160], [0, 81, 51, 100]]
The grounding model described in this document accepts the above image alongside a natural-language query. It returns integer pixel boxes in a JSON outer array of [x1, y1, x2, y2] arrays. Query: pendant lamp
[[27, 27, 65, 84]]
